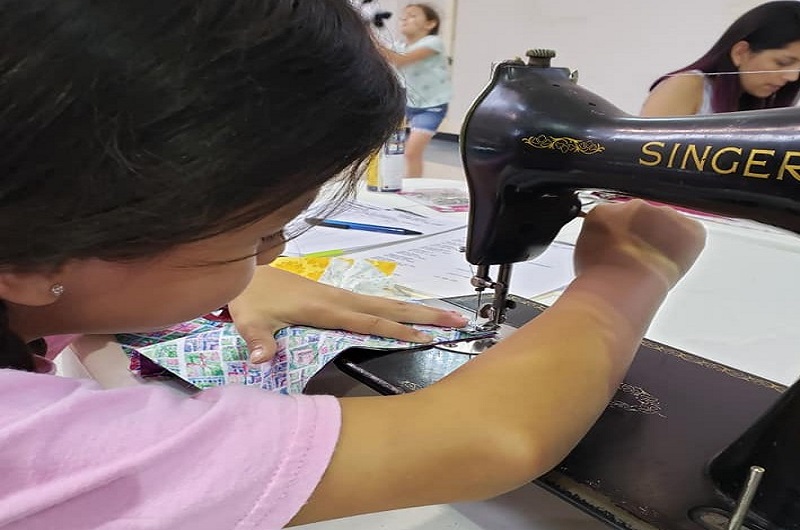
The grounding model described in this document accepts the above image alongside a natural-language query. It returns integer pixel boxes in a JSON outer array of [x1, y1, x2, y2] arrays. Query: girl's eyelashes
[[260, 230, 286, 245], [280, 222, 313, 242]]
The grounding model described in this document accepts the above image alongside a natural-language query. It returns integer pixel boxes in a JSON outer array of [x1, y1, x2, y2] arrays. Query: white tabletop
[[61, 178, 800, 530]]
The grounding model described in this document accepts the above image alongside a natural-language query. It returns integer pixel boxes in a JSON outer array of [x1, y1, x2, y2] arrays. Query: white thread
[[666, 69, 800, 77]]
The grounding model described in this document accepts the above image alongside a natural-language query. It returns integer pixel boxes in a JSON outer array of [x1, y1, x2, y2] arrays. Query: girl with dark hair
[[378, 3, 452, 178], [642, 1, 800, 116], [0, 0, 706, 528]]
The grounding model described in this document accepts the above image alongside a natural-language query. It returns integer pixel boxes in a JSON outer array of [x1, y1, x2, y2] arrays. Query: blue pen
[[305, 217, 423, 236]]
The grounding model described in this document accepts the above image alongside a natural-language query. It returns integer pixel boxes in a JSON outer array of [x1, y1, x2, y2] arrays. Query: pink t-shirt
[[0, 368, 341, 529], [44, 334, 81, 359]]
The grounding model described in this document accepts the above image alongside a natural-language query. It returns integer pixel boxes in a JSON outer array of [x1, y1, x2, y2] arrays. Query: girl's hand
[[227, 266, 468, 363], [574, 199, 706, 290]]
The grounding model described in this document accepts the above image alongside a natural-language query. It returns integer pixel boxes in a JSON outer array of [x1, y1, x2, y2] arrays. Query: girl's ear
[[0, 271, 64, 307], [730, 40, 752, 69]]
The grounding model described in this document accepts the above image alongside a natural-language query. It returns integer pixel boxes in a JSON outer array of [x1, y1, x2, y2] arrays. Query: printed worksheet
[[283, 199, 466, 256], [346, 227, 576, 299]]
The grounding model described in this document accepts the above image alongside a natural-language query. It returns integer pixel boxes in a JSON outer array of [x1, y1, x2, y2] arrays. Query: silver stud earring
[[50, 284, 65, 298]]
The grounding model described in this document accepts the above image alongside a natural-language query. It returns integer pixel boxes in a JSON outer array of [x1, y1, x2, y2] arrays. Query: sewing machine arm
[[461, 60, 800, 267]]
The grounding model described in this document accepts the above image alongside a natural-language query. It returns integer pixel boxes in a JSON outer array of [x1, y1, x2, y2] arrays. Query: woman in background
[[641, 1, 800, 117], [379, 3, 452, 178]]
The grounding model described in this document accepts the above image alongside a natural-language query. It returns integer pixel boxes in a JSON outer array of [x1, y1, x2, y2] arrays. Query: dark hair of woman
[[0, 0, 405, 370], [650, 1, 800, 112]]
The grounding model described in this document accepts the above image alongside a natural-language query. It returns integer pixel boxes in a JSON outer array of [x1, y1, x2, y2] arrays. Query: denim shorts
[[406, 103, 448, 133]]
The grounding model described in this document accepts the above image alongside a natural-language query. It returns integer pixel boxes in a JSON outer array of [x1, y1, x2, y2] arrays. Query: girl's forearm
[[295, 203, 704, 523], [417, 263, 670, 480]]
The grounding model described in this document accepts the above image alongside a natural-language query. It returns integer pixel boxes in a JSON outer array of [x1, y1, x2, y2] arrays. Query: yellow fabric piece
[[271, 257, 396, 281], [271, 257, 331, 281], [366, 258, 397, 276]]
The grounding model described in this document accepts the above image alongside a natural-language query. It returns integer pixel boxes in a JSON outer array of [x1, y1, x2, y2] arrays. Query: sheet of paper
[[346, 227, 576, 299], [283, 200, 466, 256], [118, 321, 491, 394]]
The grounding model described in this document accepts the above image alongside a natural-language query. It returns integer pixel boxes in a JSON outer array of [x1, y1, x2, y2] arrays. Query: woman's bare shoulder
[[640, 73, 705, 117]]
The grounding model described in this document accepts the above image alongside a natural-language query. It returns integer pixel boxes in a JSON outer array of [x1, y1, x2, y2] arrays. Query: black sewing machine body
[[457, 54, 800, 529], [462, 59, 800, 266]]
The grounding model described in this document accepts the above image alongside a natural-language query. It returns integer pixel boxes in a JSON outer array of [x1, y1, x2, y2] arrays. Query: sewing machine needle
[[475, 291, 483, 326]]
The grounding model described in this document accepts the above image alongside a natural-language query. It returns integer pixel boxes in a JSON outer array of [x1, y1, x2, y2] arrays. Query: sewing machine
[[330, 49, 800, 530], [460, 47, 800, 530]]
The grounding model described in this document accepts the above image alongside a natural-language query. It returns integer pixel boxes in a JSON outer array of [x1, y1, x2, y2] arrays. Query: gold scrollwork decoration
[[522, 134, 605, 155], [641, 339, 785, 393], [609, 383, 667, 418]]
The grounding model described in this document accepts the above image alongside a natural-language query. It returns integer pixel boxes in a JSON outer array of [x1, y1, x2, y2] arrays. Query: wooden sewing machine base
[[330, 294, 786, 530]]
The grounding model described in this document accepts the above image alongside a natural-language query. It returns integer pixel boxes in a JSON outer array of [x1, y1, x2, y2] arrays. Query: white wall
[[442, 0, 769, 134]]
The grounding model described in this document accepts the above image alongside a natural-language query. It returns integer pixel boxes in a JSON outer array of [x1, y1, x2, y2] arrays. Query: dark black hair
[[0, 0, 405, 370], [650, 1, 800, 112]]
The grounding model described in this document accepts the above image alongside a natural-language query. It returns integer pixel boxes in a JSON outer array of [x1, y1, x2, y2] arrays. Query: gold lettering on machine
[[639, 142, 800, 181]]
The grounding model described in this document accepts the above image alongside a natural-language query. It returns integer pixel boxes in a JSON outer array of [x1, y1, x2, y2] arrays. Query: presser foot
[[436, 321, 515, 356]]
